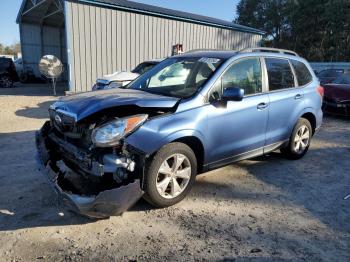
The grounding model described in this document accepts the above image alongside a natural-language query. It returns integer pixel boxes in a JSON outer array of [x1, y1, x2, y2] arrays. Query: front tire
[[143, 142, 197, 207], [281, 118, 312, 160]]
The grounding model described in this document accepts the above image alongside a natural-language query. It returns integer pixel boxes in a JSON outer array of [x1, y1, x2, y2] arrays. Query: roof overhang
[[17, 0, 65, 27], [75, 0, 265, 35]]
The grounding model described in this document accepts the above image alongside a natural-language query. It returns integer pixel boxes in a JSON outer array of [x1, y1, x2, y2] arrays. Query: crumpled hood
[[97, 71, 139, 83], [52, 88, 179, 121], [324, 84, 350, 102]]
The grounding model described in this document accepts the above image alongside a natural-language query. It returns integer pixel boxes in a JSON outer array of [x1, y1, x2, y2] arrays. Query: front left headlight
[[108, 81, 123, 89], [91, 114, 148, 147]]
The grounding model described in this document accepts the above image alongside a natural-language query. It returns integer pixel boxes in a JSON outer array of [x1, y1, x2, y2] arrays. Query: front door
[[205, 57, 269, 168]]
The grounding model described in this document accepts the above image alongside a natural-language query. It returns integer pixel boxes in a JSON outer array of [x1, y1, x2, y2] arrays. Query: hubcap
[[294, 125, 310, 153], [156, 154, 191, 199]]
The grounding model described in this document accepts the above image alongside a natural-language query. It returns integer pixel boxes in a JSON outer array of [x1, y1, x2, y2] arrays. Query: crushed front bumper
[[35, 122, 144, 218]]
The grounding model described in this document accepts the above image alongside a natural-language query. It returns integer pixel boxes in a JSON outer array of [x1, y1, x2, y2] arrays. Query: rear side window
[[265, 58, 295, 91], [290, 60, 312, 86]]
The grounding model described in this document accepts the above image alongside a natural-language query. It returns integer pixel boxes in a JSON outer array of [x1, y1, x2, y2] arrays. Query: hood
[[324, 84, 350, 102], [97, 71, 140, 83], [52, 88, 179, 121]]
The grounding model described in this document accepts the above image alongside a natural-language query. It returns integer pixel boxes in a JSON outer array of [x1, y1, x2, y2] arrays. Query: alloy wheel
[[156, 153, 192, 199], [294, 125, 310, 153]]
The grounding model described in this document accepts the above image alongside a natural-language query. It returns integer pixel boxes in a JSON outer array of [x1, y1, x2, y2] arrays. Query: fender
[[126, 128, 207, 157], [285, 107, 321, 138]]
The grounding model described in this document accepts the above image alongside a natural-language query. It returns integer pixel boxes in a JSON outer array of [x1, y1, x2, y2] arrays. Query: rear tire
[[0, 75, 14, 88], [143, 142, 197, 208], [281, 118, 312, 160]]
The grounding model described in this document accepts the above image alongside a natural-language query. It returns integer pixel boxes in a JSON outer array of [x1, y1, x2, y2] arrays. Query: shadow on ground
[[0, 83, 66, 97], [15, 100, 54, 119]]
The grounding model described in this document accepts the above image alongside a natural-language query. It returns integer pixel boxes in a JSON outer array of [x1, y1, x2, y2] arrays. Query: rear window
[[265, 58, 295, 91], [290, 60, 313, 86], [332, 74, 350, 85], [317, 69, 343, 78]]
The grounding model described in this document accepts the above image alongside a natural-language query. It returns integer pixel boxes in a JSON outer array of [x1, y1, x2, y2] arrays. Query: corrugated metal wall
[[20, 23, 68, 81], [65, 2, 262, 92]]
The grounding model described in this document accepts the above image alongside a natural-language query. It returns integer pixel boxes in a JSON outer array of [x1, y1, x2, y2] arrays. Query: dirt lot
[[0, 85, 349, 262]]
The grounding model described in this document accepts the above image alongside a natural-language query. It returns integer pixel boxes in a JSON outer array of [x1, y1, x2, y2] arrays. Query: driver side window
[[210, 57, 262, 100]]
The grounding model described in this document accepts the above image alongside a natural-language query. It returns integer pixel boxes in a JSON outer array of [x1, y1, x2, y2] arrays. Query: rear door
[[264, 57, 305, 149]]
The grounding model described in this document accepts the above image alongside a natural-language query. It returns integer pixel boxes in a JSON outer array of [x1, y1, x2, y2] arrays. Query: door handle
[[257, 102, 268, 110], [294, 94, 303, 100]]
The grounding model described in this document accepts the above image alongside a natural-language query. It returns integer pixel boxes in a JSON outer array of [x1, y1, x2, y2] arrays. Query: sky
[[0, 0, 239, 46]]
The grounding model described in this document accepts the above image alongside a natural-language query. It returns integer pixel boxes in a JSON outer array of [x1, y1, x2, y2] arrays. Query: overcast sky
[[0, 0, 239, 46]]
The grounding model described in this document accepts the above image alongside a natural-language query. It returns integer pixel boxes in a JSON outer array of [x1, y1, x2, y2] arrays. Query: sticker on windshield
[[199, 57, 220, 64]]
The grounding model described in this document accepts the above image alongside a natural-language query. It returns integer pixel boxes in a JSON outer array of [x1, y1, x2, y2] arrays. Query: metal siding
[[130, 13, 136, 68], [143, 15, 149, 60], [106, 8, 112, 74], [151, 16, 156, 59], [84, 4, 92, 89], [101, 8, 107, 74], [65, 3, 262, 92], [116, 10, 122, 70], [78, 3, 87, 91], [135, 14, 140, 67], [71, 3, 81, 92], [65, 1, 74, 91], [95, 7, 102, 77], [89, 5, 97, 86], [20, 23, 41, 77], [126, 12, 131, 70]]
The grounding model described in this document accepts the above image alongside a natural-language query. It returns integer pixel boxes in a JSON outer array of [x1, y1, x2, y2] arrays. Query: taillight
[[317, 85, 324, 100]]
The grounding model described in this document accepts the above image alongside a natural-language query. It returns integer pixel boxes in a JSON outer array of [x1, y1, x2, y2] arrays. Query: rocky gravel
[[0, 85, 349, 261]]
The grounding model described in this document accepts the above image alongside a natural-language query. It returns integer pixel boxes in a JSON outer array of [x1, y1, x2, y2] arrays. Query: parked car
[[322, 72, 350, 116], [36, 49, 323, 218], [0, 57, 19, 88], [14, 58, 37, 83], [317, 69, 346, 85], [92, 59, 161, 91]]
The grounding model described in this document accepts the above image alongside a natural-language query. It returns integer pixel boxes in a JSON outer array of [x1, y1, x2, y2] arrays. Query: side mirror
[[222, 87, 244, 101]]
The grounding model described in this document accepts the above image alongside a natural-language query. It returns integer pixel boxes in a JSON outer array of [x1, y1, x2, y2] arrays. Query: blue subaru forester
[[36, 48, 323, 218]]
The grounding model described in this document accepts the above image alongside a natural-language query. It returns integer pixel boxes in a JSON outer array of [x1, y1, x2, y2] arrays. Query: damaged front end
[[36, 118, 145, 218]]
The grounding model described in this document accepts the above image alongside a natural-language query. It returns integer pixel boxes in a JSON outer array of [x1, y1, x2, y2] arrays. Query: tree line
[[0, 42, 21, 57], [235, 0, 350, 61]]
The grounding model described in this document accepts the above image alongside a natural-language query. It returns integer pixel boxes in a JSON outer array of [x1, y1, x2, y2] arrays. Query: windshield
[[132, 62, 157, 75], [127, 57, 224, 98], [332, 74, 350, 85]]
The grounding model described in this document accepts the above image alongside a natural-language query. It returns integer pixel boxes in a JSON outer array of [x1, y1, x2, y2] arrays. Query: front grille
[[49, 109, 93, 148]]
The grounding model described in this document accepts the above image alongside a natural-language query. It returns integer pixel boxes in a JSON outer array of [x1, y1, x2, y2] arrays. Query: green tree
[[0, 42, 21, 56], [235, 0, 350, 61], [235, 0, 290, 47]]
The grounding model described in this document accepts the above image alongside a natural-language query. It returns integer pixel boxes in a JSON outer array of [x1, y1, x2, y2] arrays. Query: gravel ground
[[0, 85, 349, 262]]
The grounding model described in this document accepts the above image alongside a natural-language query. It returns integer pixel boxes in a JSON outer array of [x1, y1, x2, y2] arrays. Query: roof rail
[[240, 47, 299, 57], [185, 49, 231, 53]]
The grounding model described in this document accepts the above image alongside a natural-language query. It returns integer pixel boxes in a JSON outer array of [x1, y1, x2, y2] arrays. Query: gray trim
[[207, 140, 287, 170]]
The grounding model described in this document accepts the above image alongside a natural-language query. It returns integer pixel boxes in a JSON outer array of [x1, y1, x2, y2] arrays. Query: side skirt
[[202, 140, 288, 173]]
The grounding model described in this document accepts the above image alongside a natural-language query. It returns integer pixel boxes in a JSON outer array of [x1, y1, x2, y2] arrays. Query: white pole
[[52, 78, 56, 96]]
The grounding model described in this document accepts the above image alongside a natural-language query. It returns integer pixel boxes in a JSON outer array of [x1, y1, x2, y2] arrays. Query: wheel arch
[[172, 136, 205, 174], [300, 112, 316, 134]]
